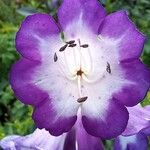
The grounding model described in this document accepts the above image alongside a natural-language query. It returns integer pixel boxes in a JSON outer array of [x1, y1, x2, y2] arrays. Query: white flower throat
[[54, 38, 111, 103]]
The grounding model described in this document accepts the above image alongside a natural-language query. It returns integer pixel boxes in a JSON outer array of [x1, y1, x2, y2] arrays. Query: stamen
[[66, 40, 75, 44], [77, 39, 93, 74], [54, 53, 58, 62], [106, 62, 111, 74], [54, 51, 76, 80], [59, 44, 68, 52], [68, 43, 77, 47], [77, 96, 88, 103], [82, 74, 104, 83], [72, 45, 79, 71], [63, 49, 76, 75], [78, 39, 86, 71], [57, 62, 77, 80], [80, 44, 89, 48]]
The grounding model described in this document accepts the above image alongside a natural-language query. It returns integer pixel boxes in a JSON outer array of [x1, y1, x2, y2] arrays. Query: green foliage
[[0, 24, 34, 139], [0, 0, 150, 149], [141, 92, 150, 106], [105, 0, 150, 35]]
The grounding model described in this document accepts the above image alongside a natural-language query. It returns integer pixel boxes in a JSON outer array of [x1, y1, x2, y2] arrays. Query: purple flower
[[114, 133, 148, 150], [114, 104, 150, 150], [0, 129, 66, 150], [10, 0, 150, 139], [0, 119, 104, 150]]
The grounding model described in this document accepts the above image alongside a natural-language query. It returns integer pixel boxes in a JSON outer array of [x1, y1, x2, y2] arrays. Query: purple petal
[[114, 60, 150, 106], [122, 104, 150, 136], [76, 117, 104, 150], [10, 58, 48, 106], [0, 129, 66, 150], [32, 100, 77, 136], [114, 133, 148, 150], [99, 11, 146, 61], [16, 13, 60, 61], [58, 0, 106, 34], [10, 57, 80, 135], [63, 128, 76, 150], [0, 135, 20, 150], [141, 126, 150, 136], [82, 99, 129, 139]]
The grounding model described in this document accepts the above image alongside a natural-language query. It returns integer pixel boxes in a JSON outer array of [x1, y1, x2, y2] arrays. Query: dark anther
[[59, 44, 68, 52], [106, 62, 111, 74], [77, 96, 88, 103], [77, 70, 83, 76], [80, 44, 89, 48], [54, 53, 58, 62], [66, 40, 75, 45], [68, 44, 77, 47]]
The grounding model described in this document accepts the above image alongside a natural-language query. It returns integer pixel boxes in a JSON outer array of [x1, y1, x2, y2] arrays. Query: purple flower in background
[[10, 0, 150, 139], [114, 133, 148, 150], [0, 118, 104, 150], [114, 104, 150, 150], [0, 129, 66, 150]]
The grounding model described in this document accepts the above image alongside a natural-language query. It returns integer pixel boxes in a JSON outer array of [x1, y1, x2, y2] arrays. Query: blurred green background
[[0, 0, 150, 149]]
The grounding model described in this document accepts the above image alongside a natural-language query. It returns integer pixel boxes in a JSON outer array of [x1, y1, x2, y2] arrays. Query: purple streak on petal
[[63, 128, 76, 150], [32, 100, 77, 136], [122, 105, 150, 136], [114, 133, 148, 150], [76, 117, 104, 150], [82, 99, 129, 139], [99, 11, 146, 61], [0, 129, 66, 150], [10, 58, 49, 106], [114, 60, 150, 107], [16, 13, 60, 61], [58, 0, 106, 34]]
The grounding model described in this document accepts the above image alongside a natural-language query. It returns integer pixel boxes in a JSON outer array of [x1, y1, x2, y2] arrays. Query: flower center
[[54, 38, 111, 102]]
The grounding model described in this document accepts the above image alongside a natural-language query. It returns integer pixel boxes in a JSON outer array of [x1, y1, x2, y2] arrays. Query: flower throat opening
[[53, 36, 111, 103]]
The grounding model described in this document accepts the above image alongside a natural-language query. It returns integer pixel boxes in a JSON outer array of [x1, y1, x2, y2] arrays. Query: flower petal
[[10, 58, 48, 106], [63, 128, 76, 150], [81, 98, 129, 139], [141, 126, 150, 136], [99, 11, 146, 61], [0, 129, 66, 150], [10, 58, 80, 135], [114, 60, 150, 106], [0, 135, 20, 150], [32, 100, 77, 136], [114, 133, 148, 150], [58, 0, 106, 34], [16, 13, 60, 61], [76, 116, 104, 150], [122, 105, 150, 136]]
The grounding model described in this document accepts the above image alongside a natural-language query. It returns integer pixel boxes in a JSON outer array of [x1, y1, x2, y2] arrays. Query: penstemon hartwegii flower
[[10, 0, 150, 140]]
